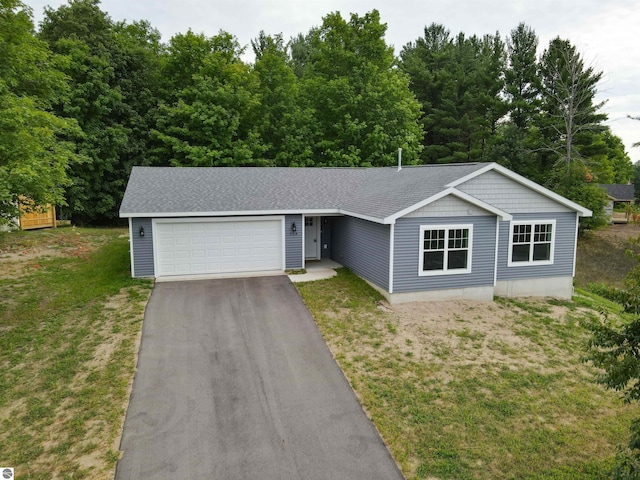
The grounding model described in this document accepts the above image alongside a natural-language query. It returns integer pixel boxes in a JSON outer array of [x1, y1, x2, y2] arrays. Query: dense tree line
[[0, 0, 634, 226]]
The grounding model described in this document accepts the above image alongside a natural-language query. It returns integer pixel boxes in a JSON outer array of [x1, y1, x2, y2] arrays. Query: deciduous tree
[[153, 31, 267, 167], [299, 10, 423, 166], [40, 0, 162, 224], [0, 0, 79, 224]]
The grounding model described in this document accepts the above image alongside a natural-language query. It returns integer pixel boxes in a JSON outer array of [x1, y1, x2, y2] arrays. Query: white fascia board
[[445, 162, 593, 217], [444, 163, 496, 188], [384, 187, 512, 223], [338, 209, 386, 224], [120, 208, 342, 219]]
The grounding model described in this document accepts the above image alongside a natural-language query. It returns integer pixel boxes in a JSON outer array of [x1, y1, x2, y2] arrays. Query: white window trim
[[507, 219, 556, 267], [418, 224, 473, 276]]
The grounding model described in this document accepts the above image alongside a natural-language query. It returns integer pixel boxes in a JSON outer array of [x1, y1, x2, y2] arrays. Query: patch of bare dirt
[[0, 229, 114, 280], [8, 285, 150, 479], [593, 223, 640, 243], [386, 298, 579, 372]]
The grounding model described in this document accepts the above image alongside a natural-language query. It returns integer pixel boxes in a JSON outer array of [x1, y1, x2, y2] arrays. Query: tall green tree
[[505, 23, 540, 130], [400, 24, 507, 164], [152, 31, 267, 167], [39, 0, 162, 224], [539, 37, 607, 171], [251, 32, 313, 166], [492, 23, 544, 179], [0, 0, 79, 224], [536, 38, 609, 227], [298, 10, 423, 166]]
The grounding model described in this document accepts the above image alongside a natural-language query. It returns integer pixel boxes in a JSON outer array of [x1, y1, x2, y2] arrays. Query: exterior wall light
[[291, 222, 297, 233], [139, 226, 145, 237]]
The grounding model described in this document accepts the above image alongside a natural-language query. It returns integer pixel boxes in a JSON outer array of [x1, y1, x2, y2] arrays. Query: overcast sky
[[27, 0, 640, 164]]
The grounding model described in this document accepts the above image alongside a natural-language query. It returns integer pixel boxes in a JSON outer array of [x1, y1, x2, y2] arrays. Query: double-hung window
[[508, 220, 555, 266], [419, 225, 473, 276]]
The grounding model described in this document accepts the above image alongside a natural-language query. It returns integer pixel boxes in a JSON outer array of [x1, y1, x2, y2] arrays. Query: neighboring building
[[119, 163, 591, 302], [19, 203, 57, 230], [0, 201, 56, 232], [599, 184, 635, 223]]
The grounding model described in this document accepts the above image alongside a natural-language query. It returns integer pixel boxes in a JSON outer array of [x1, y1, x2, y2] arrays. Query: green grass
[[0, 228, 151, 479], [297, 268, 639, 480], [1, 223, 636, 478], [575, 228, 640, 289]]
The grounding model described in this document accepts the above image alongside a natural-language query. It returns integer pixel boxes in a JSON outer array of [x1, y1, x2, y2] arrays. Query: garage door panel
[[155, 219, 283, 277]]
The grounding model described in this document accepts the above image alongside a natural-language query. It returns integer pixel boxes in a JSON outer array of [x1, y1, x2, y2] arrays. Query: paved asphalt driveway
[[116, 275, 404, 479]]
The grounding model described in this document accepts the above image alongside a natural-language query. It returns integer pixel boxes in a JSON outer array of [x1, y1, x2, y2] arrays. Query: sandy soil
[[378, 297, 594, 379], [593, 222, 640, 243]]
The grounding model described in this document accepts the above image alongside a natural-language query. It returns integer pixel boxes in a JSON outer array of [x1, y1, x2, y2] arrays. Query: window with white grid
[[419, 225, 473, 276], [508, 220, 555, 266]]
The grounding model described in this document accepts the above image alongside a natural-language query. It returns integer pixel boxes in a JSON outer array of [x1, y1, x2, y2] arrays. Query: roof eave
[[119, 208, 344, 219]]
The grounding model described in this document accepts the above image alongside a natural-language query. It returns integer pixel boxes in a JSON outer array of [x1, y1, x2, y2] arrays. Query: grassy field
[[0, 228, 151, 479], [575, 224, 640, 288], [1, 223, 638, 479], [296, 224, 640, 480]]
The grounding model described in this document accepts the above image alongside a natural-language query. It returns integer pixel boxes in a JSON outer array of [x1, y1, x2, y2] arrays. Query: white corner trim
[[493, 217, 499, 286], [281, 217, 287, 272], [128, 217, 135, 278], [151, 218, 159, 279], [389, 223, 395, 294], [572, 213, 579, 277], [301, 215, 306, 269], [385, 188, 512, 223], [445, 163, 593, 217]]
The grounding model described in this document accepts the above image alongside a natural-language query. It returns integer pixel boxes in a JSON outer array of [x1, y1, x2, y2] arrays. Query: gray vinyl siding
[[405, 195, 489, 217], [321, 217, 332, 259], [131, 218, 154, 277], [393, 216, 496, 293], [457, 170, 573, 214], [332, 216, 390, 291], [285, 214, 303, 269], [497, 212, 577, 281]]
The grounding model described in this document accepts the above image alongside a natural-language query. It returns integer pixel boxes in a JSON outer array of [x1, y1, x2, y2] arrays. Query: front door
[[304, 216, 319, 260]]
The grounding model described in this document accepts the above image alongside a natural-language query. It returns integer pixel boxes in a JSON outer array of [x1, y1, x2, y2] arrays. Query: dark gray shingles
[[599, 184, 635, 201], [120, 164, 487, 220]]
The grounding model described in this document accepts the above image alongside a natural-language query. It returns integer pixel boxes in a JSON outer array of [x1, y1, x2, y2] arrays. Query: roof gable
[[448, 163, 592, 217]]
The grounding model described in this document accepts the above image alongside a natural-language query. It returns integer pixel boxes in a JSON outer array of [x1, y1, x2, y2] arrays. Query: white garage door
[[155, 218, 283, 277]]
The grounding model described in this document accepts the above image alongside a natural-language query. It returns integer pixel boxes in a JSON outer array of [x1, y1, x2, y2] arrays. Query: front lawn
[[297, 269, 639, 479], [0, 228, 151, 479]]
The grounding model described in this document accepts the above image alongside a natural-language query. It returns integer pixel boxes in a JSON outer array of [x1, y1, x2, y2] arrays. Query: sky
[[27, 0, 640, 164]]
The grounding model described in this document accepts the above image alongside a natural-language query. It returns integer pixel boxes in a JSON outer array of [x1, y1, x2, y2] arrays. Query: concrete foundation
[[495, 276, 573, 299], [368, 282, 495, 304]]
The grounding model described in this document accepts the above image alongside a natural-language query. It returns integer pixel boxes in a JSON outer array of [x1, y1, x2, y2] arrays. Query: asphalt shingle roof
[[599, 184, 635, 201], [119, 164, 488, 220]]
